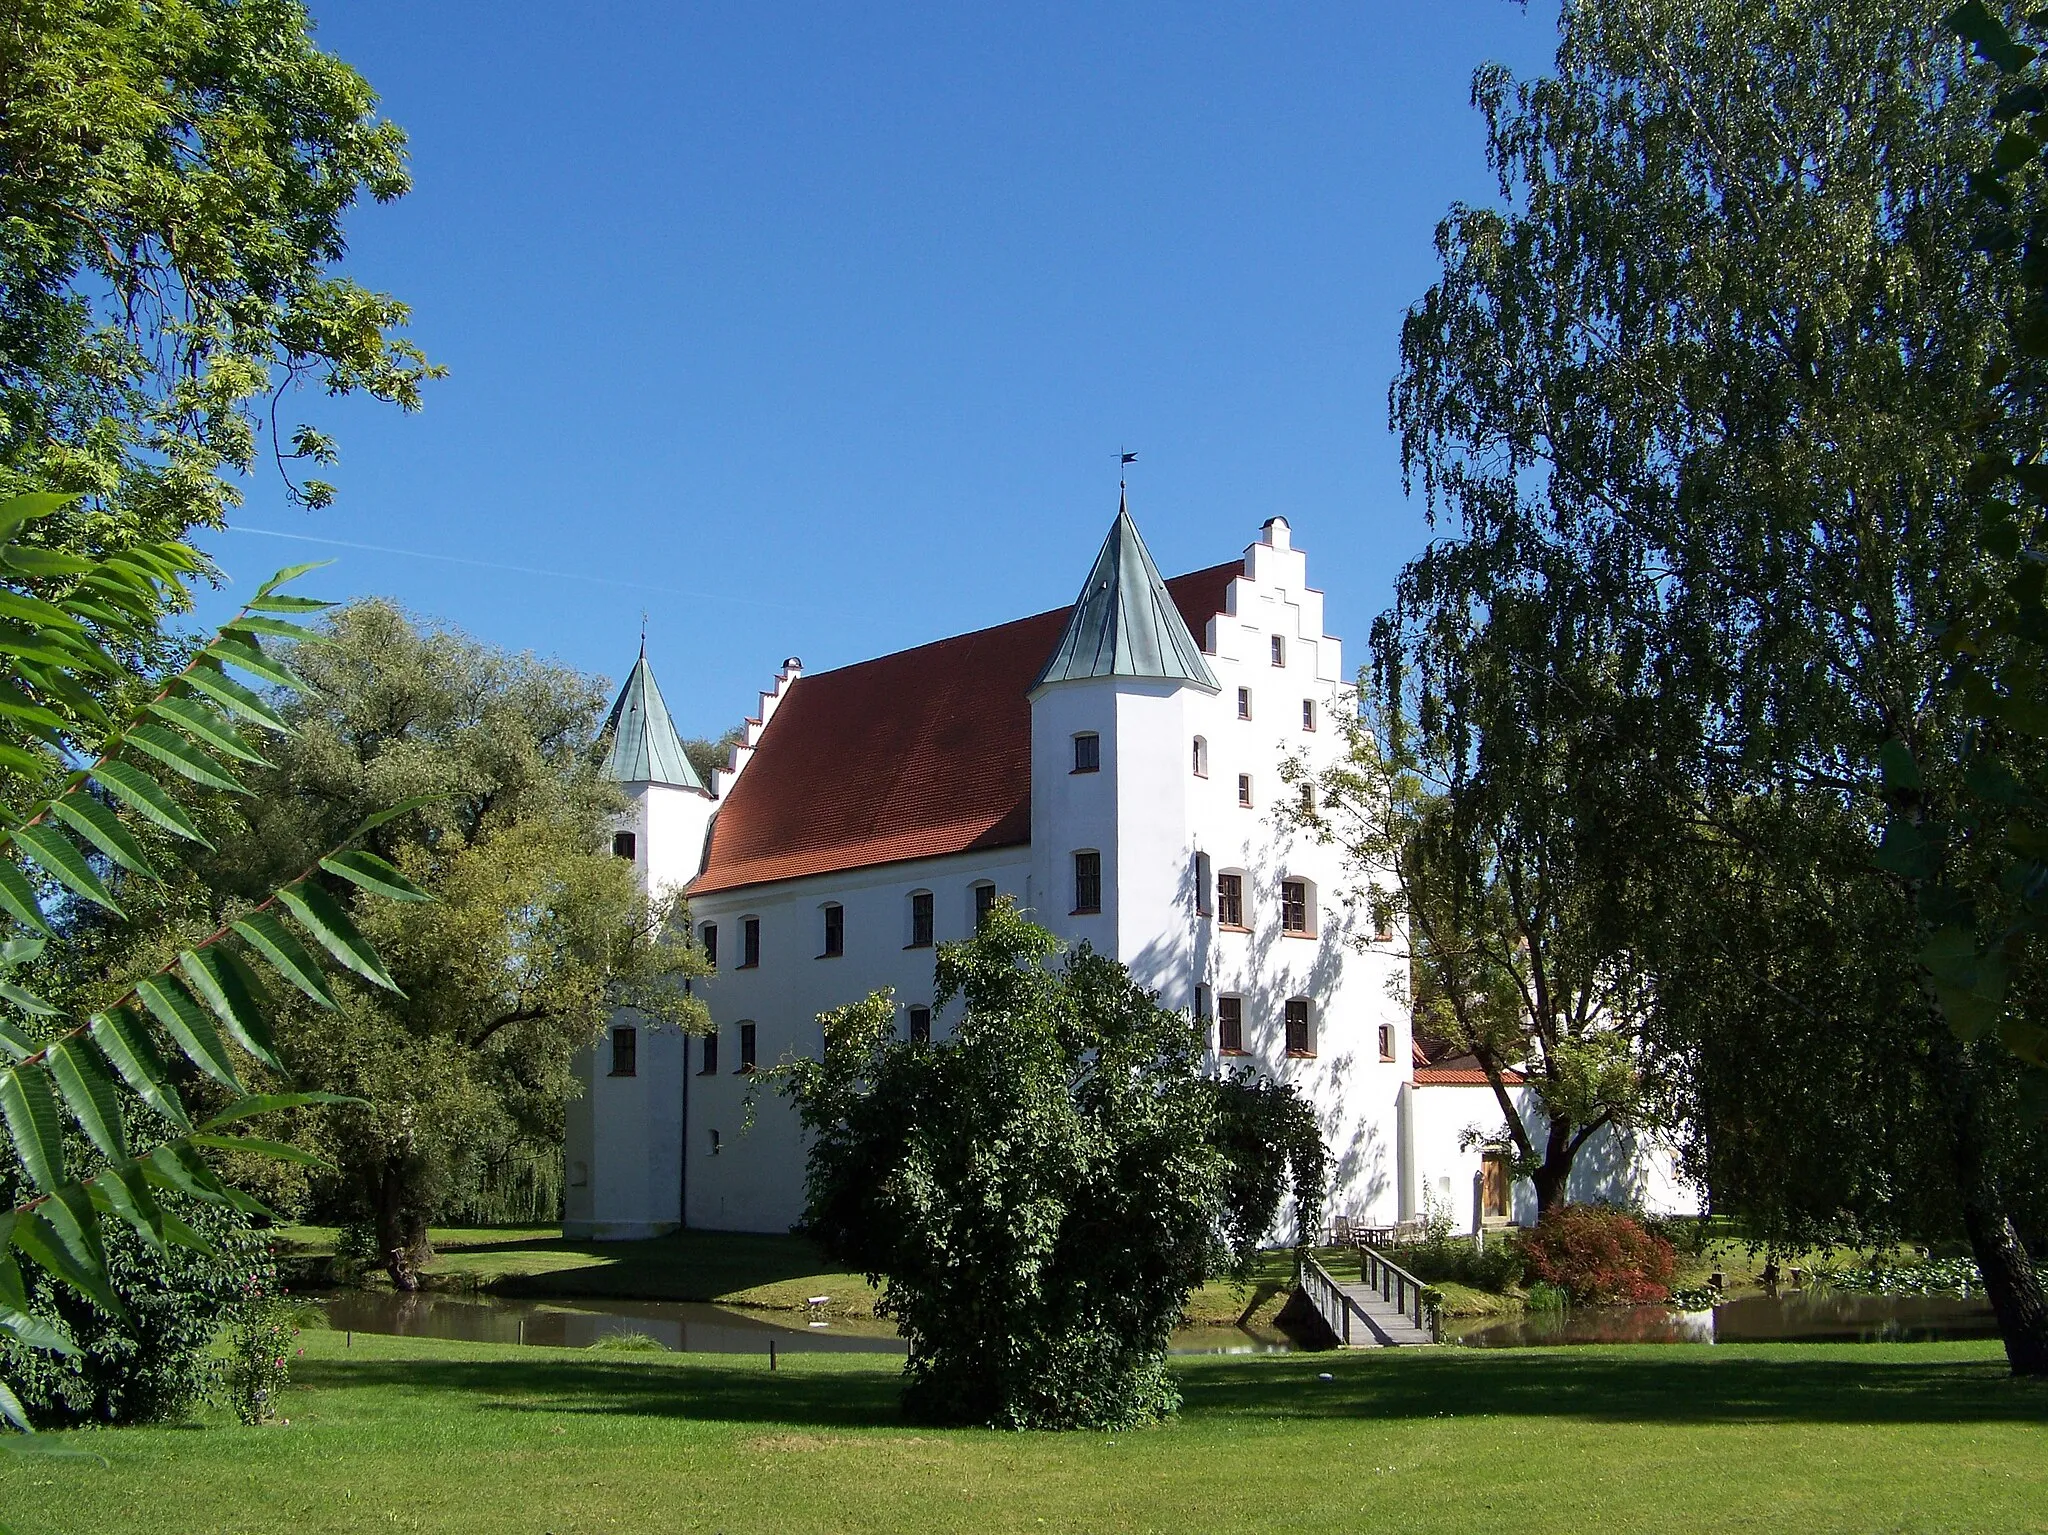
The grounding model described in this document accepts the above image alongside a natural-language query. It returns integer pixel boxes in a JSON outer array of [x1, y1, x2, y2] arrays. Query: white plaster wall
[[1029, 680, 1121, 952], [563, 1014, 684, 1239], [1403, 1081, 1702, 1232], [684, 846, 1034, 1233]]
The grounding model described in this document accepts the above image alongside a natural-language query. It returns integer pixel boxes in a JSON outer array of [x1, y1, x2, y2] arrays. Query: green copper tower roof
[[1033, 497, 1220, 692], [600, 651, 706, 791]]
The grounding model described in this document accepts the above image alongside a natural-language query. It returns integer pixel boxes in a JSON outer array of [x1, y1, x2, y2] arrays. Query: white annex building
[[564, 506, 1696, 1241]]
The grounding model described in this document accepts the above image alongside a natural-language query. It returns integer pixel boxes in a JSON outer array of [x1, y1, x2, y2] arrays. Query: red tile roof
[[687, 562, 1243, 896], [1412, 1036, 1526, 1087]]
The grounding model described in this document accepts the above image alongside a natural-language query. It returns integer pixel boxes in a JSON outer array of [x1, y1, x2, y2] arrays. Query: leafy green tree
[[200, 601, 707, 1288], [778, 904, 1326, 1430], [0, 0, 436, 540], [0, 489, 429, 1430], [683, 726, 745, 790], [1291, 701, 1658, 1217], [1385, 0, 2048, 1370]]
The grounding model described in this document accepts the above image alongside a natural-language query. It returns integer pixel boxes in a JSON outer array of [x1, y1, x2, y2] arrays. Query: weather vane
[[1119, 447, 1137, 490]]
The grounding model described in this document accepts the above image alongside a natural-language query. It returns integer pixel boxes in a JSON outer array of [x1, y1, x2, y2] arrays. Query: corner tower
[[1027, 496, 1218, 995]]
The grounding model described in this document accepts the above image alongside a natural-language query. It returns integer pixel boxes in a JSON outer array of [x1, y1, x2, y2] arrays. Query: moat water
[[1447, 1292, 1998, 1347]]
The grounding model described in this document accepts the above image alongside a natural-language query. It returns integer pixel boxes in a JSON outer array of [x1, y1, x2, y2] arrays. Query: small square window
[[822, 903, 843, 957], [1302, 699, 1317, 731], [1378, 1023, 1396, 1063], [910, 890, 934, 948], [1074, 850, 1102, 914], [1238, 774, 1253, 808], [609, 1025, 637, 1077], [1237, 687, 1252, 720], [1271, 635, 1286, 667], [1217, 872, 1243, 928], [612, 830, 637, 860], [908, 1006, 931, 1043], [700, 922, 718, 968], [742, 917, 760, 968], [738, 1021, 757, 1072], [700, 1031, 719, 1075], [1218, 995, 1244, 1054], [1072, 732, 1100, 773], [1286, 999, 1314, 1057], [974, 883, 996, 931]]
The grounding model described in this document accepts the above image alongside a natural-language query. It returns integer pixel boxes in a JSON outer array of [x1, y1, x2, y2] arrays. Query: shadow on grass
[[472, 1230, 866, 1302], [294, 1346, 2048, 1432]]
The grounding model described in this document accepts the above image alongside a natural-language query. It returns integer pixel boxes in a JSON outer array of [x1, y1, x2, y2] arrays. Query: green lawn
[[274, 1225, 1298, 1328], [2, 1332, 2041, 1533]]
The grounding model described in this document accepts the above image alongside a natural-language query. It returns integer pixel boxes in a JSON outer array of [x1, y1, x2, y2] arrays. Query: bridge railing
[[1296, 1249, 1375, 1346], [1360, 1244, 1440, 1341]]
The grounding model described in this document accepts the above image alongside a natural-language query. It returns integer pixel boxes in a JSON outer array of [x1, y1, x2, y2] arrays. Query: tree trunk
[[1529, 1117, 1576, 1219], [1961, 1200, 2048, 1377], [374, 1167, 434, 1292]]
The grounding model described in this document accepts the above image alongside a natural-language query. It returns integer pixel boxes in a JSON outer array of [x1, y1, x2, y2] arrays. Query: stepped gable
[[600, 651, 705, 791], [688, 562, 1240, 896]]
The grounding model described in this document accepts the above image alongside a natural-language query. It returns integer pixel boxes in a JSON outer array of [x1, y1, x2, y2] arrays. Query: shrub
[[0, 1201, 274, 1427], [1522, 1206, 1676, 1305], [222, 1303, 299, 1424]]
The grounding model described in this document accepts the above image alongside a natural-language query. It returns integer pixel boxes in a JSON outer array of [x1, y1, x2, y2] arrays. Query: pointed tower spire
[[600, 652, 706, 791], [1033, 499, 1220, 692]]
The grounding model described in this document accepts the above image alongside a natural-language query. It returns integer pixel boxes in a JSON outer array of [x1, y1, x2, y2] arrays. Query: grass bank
[[274, 1225, 1299, 1329], [3, 1332, 2041, 1533]]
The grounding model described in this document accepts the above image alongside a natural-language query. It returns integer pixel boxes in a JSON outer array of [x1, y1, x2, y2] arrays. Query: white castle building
[[564, 506, 1695, 1240]]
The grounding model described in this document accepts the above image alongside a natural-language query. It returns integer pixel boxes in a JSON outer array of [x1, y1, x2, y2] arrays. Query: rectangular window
[[700, 922, 718, 968], [700, 1030, 719, 1075], [1237, 687, 1252, 720], [1074, 850, 1102, 914], [1271, 635, 1286, 667], [1299, 783, 1314, 812], [822, 903, 843, 957], [1378, 1022, 1396, 1063], [1218, 995, 1244, 1054], [742, 917, 760, 968], [609, 1025, 637, 1077], [1302, 699, 1317, 731], [612, 830, 636, 860], [1191, 736, 1208, 777], [974, 883, 996, 931], [1072, 732, 1100, 773], [1281, 879, 1310, 935], [1217, 872, 1243, 928], [1285, 999, 1314, 1057], [908, 1006, 931, 1044], [1375, 908, 1394, 944], [738, 1021, 757, 1073], [1194, 853, 1212, 915], [1238, 773, 1252, 808], [910, 891, 934, 948]]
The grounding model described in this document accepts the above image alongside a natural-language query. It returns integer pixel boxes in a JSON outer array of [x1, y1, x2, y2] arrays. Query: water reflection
[[1450, 1291, 1999, 1348], [313, 1291, 1290, 1356]]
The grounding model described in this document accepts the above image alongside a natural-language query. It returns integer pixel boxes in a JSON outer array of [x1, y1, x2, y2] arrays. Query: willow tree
[[1388, 0, 2048, 1371]]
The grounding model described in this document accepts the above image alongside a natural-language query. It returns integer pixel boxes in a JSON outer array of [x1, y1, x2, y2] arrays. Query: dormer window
[[1237, 687, 1252, 720], [1271, 635, 1287, 667], [1072, 732, 1100, 773], [612, 830, 636, 860]]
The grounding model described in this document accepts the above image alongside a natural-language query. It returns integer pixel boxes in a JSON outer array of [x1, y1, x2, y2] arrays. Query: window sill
[[817, 951, 843, 960], [734, 1065, 756, 1076], [904, 941, 933, 951], [696, 1069, 719, 1078], [1216, 923, 1251, 935], [1072, 907, 1101, 916], [1286, 1049, 1318, 1060], [735, 962, 759, 971], [1282, 928, 1317, 940], [1218, 1047, 1248, 1057], [1070, 767, 1099, 775], [607, 1072, 637, 1079]]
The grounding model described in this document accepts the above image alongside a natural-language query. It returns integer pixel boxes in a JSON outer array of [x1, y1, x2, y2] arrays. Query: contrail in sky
[[217, 525, 795, 610]]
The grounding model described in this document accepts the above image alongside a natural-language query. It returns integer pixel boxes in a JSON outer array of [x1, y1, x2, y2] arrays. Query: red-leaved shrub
[[1522, 1206, 1675, 1304]]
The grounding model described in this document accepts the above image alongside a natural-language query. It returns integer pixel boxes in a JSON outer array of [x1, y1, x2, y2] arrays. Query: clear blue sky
[[198, 1, 1561, 740]]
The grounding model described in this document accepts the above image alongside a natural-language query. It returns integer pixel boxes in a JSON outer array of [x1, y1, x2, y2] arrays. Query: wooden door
[[1481, 1152, 1509, 1220]]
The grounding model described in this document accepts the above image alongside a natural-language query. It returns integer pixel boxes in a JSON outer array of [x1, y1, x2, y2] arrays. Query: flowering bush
[[222, 1303, 299, 1425], [1522, 1206, 1675, 1304]]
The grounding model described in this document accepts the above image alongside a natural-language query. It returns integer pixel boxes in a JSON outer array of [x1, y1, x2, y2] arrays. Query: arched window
[[1378, 1022, 1396, 1063], [1280, 877, 1316, 937], [820, 902, 844, 957], [908, 890, 934, 948], [1191, 736, 1209, 777], [1073, 850, 1102, 914], [1285, 998, 1316, 1058]]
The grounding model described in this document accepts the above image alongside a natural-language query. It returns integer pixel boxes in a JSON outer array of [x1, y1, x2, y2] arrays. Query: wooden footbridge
[[1296, 1246, 1439, 1348]]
